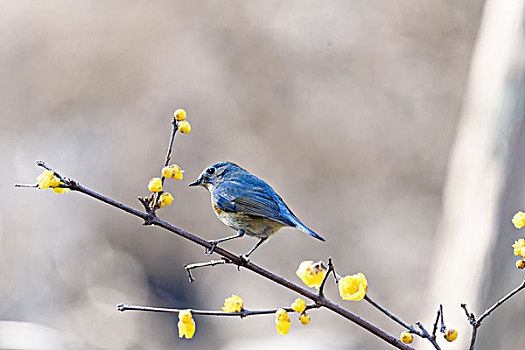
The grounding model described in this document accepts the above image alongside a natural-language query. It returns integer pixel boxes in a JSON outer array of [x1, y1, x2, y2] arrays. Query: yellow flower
[[275, 308, 291, 336], [162, 165, 184, 180], [52, 186, 70, 194], [174, 108, 187, 121], [36, 170, 55, 189], [512, 211, 525, 229], [49, 176, 60, 188], [148, 177, 163, 192], [512, 239, 525, 256], [160, 192, 174, 207], [291, 298, 306, 313], [338, 273, 368, 301], [400, 332, 413, 344], [299, 312, 310, 325], [178, 310, 196, 339], [444, 329, 457, 342], [178, 121, 191, 134], [296, 261, 326, 289], [516, 260, 525, 269], [36, 171, 65, 192], [171, 165, 184, 180], [221, 294, 244, 313], [162, 166, 173, 179]]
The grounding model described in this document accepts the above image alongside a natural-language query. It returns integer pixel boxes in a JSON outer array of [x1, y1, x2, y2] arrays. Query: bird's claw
[[205, 241, 218, 255], [236, 255, 250, 271], [240, 254, 250, 264]]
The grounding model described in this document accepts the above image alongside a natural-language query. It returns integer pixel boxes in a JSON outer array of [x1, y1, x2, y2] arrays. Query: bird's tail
[[293, 220, 326, 242]]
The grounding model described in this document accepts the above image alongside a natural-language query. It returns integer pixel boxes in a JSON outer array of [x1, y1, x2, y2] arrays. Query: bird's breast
[[212, 203, 284, 238]]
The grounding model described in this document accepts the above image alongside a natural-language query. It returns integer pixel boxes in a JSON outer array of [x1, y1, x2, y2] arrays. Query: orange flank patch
[[213, 203, 224, 214]]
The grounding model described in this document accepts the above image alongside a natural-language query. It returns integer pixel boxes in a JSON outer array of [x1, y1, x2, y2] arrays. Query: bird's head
[[189, 161, 244, 191]]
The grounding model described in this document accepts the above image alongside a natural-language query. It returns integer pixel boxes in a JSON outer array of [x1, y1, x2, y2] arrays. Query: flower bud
[[178, 121, 191, 134], [400, 332, 413, 344], [291, 298, 306, 313], [299, 312, 310, 325], [160, 192, 174, 207], [171, 164, 184, 180], [174, 108, 187, 121], [148, 177, 163, 192], [162, 166, 173, 179], [444, 329, 458, 342], [516, 260, 525, 269]]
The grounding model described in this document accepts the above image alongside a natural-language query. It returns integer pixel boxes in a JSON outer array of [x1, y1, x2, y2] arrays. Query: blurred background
[[1, 0, 524, 349]]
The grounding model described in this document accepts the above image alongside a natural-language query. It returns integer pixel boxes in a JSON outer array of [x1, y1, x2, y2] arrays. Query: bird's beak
[[188, 178, 202, 187]]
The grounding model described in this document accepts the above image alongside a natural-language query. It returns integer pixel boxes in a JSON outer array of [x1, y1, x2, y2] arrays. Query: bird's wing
[[213, 175, 295, 226]]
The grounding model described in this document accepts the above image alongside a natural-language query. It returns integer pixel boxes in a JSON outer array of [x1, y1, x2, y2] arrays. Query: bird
[[189, 161, 325, 258]]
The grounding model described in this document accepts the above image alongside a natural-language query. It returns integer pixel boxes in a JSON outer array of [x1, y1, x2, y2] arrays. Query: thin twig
[[461, 279, 525, 350], [14, 184, 38, 188], [477, 279, 525, 324], [152, 119, 179, 209], [461, 303, 475, 325], [431, 306, 441, 339], [416, 322, 441, 350], [18, 164, 415, 350], [184, 258, 233, 282], [117, 303, 320, 318], [439, 304, 445, 333], [318, 258, 334, 297], [364, 295, 423, 337], [36, 160, 68, 183]]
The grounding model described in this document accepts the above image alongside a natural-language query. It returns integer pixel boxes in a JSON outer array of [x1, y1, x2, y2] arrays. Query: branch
[[318, 258, 335, 297], [152, 118, 179, 209], [461, 279, 525, 350], [21, 162, 414, 350], [184, 258, 233, 282], [416, 322, 442, 350], [117, 303, 320, 318], [477, 279, 525, 324], [431, 306, 441, 339], [439, 304, 446, 333], [364, 295, 423, 337]]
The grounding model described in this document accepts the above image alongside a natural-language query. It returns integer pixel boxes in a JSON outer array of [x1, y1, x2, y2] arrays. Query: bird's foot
[[205, 241, 218, 255], [239, 254, 250, 265]]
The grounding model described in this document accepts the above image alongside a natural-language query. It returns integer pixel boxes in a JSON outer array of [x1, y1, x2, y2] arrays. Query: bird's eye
[[206, 167, 216, 175]]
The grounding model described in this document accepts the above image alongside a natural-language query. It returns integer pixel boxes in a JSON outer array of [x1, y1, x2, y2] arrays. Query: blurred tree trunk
[[428, 0, 524, 349]]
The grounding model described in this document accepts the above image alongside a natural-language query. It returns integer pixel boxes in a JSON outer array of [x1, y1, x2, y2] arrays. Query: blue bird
[[189, 161, 325, 257]]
